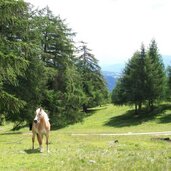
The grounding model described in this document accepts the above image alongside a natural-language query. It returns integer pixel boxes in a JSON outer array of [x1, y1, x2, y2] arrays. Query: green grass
[[60, 103, 171, 133], [1, 104, 171, 170]]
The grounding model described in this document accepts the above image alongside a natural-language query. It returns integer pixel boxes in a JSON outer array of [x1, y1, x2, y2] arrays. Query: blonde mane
[[36, 108, 49, 122]]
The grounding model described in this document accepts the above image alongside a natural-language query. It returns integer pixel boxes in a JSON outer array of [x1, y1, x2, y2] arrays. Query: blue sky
[[26, 0, 171, 65]]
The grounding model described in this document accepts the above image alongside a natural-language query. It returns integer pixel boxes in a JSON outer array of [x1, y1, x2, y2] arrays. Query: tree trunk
[[82, 104, 88, 113], [148, 99, 154, 111], [135, 103, 138, 114], [138, 102, 142, 112]]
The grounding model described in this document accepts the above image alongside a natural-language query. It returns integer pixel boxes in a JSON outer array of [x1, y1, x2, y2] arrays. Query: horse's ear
[[40, 107, 42, 112]]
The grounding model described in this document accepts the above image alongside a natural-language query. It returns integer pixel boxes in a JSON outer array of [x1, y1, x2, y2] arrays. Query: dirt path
[[71, 131, 171, 136]]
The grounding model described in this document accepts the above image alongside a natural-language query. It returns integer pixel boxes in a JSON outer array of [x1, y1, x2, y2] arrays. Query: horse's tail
[[29, 122, 32, 131]]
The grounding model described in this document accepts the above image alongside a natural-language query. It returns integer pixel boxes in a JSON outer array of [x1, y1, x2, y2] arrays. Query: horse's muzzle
[[34, 120, 37, 124]]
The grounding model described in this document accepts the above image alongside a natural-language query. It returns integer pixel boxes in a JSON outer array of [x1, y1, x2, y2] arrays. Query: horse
[[32, 107, 50, 153]]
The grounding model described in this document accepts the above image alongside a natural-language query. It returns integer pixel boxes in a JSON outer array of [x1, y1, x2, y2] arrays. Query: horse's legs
[[32, 132, 35, 150], [46, 133, 49, 153], [37, 134, 43, 152]]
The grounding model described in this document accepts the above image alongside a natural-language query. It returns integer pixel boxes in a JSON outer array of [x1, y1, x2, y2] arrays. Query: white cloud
[[26, 0, 171, 65]]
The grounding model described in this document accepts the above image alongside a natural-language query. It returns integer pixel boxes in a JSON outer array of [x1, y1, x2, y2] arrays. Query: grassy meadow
[[1, 104, 171, 170]]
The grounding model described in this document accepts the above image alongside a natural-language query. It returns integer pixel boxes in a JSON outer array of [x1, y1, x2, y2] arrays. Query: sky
[[26, 0, 171, 65]]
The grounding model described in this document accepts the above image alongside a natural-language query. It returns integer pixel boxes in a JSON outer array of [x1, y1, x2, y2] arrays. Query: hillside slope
[[60, 104, 171, 134]]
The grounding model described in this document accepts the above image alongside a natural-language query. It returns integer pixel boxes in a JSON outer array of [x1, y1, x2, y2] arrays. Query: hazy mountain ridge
[[101, 63, 124, 92], [102, 71, 118, 92]]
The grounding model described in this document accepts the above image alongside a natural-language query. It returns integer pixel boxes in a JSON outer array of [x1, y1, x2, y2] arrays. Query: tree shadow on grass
[[158, 114, 171, 123], [157, 103, 171, 124], [85, 106, 107, 116], [105, 104, 171, 128]]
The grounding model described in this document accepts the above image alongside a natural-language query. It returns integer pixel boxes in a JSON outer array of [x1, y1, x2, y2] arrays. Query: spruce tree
[[76, 42, 108, 112], [146, 39, 165, 109], [112, 40, 166, 113], [166, 66, 171, 100], [0, 1, 108, 127], [111, 78, 127, 105], [34, 7, 85, 127], [121, 46, 146, 112], [0, 0, 29, 123]]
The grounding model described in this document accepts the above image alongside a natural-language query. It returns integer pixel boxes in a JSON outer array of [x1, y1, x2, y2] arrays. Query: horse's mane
[[36, 108, 49, 122]]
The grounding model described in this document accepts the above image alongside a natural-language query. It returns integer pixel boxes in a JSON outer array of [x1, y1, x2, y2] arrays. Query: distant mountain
[[102, 71, 121, 92], [101, 64, 124, 92]]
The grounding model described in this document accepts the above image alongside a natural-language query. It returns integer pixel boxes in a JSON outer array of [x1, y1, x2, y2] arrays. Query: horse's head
[[34, 107, 49, 124], [34, 108, 44, 124]]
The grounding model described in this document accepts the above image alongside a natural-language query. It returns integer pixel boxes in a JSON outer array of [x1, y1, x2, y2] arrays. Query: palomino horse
[[32, 107, 50, 152]]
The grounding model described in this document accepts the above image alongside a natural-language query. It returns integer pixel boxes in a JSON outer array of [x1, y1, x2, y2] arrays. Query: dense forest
[[0, 0, 109, 128]]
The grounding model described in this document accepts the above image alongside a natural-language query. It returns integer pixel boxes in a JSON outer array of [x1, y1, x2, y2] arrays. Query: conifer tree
[[120, 45, 147, 112], [112, 40, 166, 113], [111, 78, 126, 105], [0, 1, 109, 127], [0, 0, 29, 122], [166, 66, 171, 100], [146, 39, 165, 109], [34, 7, 85, 127], [76, 42, 108, 112]]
